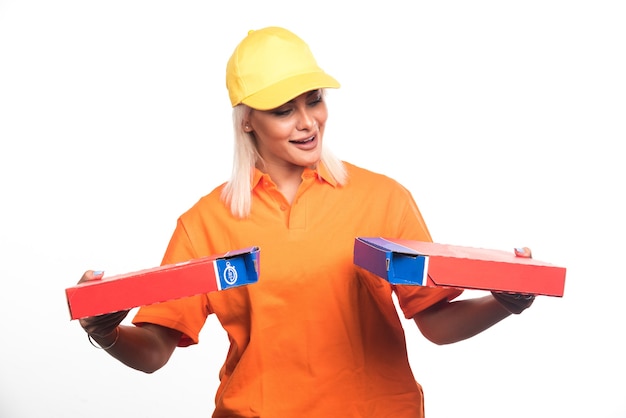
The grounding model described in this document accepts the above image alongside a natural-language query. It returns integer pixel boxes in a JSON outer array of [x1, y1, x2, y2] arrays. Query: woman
[[79, 26, 534, 417]]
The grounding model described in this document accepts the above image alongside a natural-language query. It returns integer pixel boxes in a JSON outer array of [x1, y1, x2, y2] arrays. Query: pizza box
[[66, 246, 260, 319], [353, 237, 565, 297]]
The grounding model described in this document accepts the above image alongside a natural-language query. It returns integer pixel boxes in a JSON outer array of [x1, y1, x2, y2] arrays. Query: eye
[[307, 91, 323, 106], [271, 107, 292, 117], [308, 97, 322, 106]]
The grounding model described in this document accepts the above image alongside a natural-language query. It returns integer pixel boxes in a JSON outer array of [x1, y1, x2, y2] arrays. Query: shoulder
[[342, 161, 409, 193], [343, 161, 390, 180], [179, 182, 229, 222], [340, 161, 431, 239]]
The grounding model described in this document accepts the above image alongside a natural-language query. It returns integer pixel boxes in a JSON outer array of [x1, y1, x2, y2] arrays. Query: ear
[[243, 121, 253, 132]]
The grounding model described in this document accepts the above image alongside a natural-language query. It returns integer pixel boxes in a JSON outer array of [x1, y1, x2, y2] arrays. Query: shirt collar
[[251, 162, 337, 190], [313, 162, 337, 187]]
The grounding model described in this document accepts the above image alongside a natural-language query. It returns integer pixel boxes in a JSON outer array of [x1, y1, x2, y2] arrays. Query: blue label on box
[[215, 252, 259, 290]]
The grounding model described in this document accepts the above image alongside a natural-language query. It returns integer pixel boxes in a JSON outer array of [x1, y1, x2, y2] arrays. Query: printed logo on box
[[216, 257, 250, 290], [223, 261, 238, 285]]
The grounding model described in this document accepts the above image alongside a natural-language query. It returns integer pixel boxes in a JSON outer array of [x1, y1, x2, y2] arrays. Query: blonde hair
[[221, 92, 347, 218]]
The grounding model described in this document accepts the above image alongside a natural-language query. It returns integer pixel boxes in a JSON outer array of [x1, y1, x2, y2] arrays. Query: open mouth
[[289, 135, 315, 144]]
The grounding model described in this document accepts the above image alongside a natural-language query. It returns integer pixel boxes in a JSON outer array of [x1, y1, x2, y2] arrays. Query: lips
[[289, 134, 319, 151], [289, 135, 315, 144]]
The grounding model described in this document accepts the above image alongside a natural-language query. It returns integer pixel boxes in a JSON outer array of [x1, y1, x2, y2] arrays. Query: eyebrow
[[306, 89, 322, 98]]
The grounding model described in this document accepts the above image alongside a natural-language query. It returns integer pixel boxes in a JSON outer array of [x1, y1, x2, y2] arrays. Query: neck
[[259, 163, 306, 204]]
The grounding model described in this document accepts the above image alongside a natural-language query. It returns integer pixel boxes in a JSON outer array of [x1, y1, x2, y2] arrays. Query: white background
[[1, 1, 625, 417]]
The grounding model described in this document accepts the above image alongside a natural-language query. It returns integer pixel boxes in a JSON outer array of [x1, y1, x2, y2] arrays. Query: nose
[[296, 107, 316, 131]]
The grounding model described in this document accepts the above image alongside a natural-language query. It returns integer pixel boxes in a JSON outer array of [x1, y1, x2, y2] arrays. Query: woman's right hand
[[77, 270, 130, 339], [74, 271, 181, 371]]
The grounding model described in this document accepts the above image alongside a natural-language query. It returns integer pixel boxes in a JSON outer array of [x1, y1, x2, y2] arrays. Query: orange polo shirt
[[133, 161, 462, 417]]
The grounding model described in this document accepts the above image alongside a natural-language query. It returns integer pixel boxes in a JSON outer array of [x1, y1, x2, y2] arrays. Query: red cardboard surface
[[354, 238, 566, 297], [66, 247, 260, 320]]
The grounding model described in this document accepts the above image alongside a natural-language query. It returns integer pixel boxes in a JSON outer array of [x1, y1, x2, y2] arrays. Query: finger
[[82, 310, 129, 327], [492, 292, 535, 314], [514, 247, 532, 258], [79, 310, 130, 336], [77, 270, 105, 285]]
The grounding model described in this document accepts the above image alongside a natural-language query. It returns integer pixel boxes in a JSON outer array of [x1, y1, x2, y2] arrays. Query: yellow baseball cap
[[226, 27, 340, 110]]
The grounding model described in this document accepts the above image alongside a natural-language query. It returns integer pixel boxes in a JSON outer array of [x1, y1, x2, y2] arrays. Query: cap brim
[[241, 72, 340, 110]]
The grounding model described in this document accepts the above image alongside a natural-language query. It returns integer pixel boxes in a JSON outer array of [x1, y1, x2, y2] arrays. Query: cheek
[[316, 108, 329, 127], [254, 120, 291, 142]]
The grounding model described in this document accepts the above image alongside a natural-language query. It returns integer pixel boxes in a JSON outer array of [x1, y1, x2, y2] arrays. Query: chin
[[301, 156, 323, 168]]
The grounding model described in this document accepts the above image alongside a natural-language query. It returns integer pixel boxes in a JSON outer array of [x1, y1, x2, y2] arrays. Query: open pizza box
[[66, 246, 260, 320], [353, 237, 565, 297]]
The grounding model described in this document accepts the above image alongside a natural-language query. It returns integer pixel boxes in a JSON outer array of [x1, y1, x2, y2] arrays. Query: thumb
[[514, 247, 532, 259], [77, 270, 105, 285]]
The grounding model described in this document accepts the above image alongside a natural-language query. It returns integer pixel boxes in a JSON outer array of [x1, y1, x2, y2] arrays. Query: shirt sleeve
[[395, 285, 463, 319], [131, 217, 211, 347], [391, 182, 464, 318]]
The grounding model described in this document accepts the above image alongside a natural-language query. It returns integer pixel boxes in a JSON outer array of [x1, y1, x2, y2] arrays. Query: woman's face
[[246, 90, 328, 170]]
